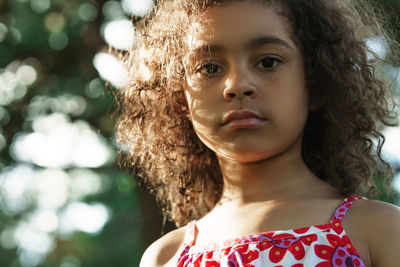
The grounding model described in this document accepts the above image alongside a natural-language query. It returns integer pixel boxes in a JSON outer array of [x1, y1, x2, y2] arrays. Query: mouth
[[221, 109, 266, 129]]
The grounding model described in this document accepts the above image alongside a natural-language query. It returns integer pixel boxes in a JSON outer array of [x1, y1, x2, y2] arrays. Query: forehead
[[185, 1, 295, 51]]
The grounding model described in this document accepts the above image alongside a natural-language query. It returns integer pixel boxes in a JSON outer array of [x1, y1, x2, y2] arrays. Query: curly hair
[[116, 0, 399, 227]]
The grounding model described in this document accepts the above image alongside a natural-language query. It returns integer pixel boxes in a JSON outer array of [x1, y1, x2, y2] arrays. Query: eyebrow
[[248, 35, 293, 50], [189, 34, 293, 55]]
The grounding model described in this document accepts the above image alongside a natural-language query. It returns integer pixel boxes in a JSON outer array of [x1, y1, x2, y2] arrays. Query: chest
[[194, 202, 336, 246]]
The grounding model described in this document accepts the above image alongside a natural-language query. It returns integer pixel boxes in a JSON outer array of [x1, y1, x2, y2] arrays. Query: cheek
[[281, 92, 308, 118], [269, 71, 308, 122], [184, 85, 222, 125], [184, 89, 224, 152], [190, 117, 223, 156], [185, 75, 201, 89]]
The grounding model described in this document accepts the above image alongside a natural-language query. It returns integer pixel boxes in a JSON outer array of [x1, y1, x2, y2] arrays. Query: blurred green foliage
[[0, 0, 151, 266]]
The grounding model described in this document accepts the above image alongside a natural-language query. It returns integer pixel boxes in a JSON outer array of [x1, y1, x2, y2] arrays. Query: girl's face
[[184, 1, 309, 163]]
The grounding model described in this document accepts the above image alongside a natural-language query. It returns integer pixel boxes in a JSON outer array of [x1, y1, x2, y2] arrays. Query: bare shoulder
[[348, 198, 400, 267], [139, 226, 187, 267]]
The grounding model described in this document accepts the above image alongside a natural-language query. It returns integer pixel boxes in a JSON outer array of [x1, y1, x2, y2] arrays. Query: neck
[[216, 149, 338, 206]]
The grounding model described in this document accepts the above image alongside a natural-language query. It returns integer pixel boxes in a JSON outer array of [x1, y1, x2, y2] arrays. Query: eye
[[199, 62, 222, 75], [255, 57, 281, 69]]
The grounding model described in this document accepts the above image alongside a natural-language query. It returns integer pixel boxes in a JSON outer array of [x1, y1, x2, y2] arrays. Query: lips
[[222, 110, 266, 128]]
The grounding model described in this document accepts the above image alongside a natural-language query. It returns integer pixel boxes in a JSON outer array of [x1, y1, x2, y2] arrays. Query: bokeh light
[[44, 12, 65, 32], [49, 94, 87, 116], [0, 133, 6, 151], [8, 28, 22, 44], [381, 126, 400, 166], [59, 202, 110, 235], [48, 31, 69, 50], [23, 94, 88, 121], [14, 221, 55, 266], [103, 19, 135, 50], [0, 162, 115, 265], [0, 106, 11, 127], [388, 67, 400, 96], [11, 113, 114, 168], [0, 164, 35, 215], [34, 168, 70, 209], [69, 168, 108, 200], [16, 65, 37, 86], [59, 256, 81, 267], [0, 23, 8, 42], [121, 0, 154, 17], [393, 173, 400, 193], [0, 225, 17, 249], [365, 35, 389, 60], [93, 52, 129, 88], [78, 3, 98, 22], [102, 1, 126, 20], [85, 78, 105, 98], [30, 0, 51, 14], [0, 60, 32, 106], [31, 209, 59, 233]]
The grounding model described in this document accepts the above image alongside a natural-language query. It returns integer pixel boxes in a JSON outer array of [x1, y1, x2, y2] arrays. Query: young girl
[[116, 0, 400, 266]]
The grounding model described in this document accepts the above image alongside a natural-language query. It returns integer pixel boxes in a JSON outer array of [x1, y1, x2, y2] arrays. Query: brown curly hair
[[116, 0, 399, 227]]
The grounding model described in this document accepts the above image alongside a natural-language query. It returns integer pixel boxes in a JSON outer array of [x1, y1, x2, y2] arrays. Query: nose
[[223, 69, 257, 101]]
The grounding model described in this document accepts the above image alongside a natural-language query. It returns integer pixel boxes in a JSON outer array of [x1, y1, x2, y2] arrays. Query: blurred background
[[0, 0, 399, 266]]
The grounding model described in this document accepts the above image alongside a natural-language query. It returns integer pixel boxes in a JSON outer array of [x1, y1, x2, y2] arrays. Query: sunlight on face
[[184, 1, 309, 163]]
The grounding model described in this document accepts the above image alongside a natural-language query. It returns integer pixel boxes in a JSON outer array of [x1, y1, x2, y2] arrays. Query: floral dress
[[175, 196, 366, 267]]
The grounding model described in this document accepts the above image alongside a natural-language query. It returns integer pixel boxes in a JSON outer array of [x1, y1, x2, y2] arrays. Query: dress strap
[[330, 195, 365, 223], [183, 220, 198, 246]]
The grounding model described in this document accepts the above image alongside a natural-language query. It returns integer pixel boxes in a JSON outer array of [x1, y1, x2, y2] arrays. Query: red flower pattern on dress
[[274, 264, 303, 267], [256, 232, 318, 262], [289, 233, 318, 260], [176, 196, 366, 267], [205, 261, 220, 267], [293, 227, 310, 234], [330, 219, 344, 235], [314, 234, 365, 267], [255, 237, 274, 251], [314, 243, 336, 266], [242, 250, 259, 266], [225, 244, 260, 267]]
